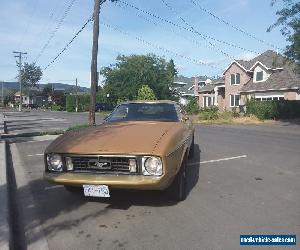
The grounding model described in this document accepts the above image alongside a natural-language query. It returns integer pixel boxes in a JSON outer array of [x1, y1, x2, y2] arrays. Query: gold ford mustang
[[44, 101, 194, 201]]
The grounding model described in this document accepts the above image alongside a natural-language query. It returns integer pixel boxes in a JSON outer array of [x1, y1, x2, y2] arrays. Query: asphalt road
[[3, 110, 104, 135], [3, 111, 300, 250]]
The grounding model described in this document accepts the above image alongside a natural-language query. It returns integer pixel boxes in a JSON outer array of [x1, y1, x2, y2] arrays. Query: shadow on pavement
[[276, 118, 300, 126], [8, 144, 201, 247]]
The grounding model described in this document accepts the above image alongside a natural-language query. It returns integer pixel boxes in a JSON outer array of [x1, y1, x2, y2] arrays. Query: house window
[[256, 71, 263, 81], [236, 73, 240, 84], [230, 94, 240, 107], [255, 95, 284, 101], [230, 73, 240, 85], [231, 74, 235, 85], [203, 96, 214, 107]]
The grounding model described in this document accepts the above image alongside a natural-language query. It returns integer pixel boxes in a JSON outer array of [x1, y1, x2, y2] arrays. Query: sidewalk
[[0, 140, 9, 250]]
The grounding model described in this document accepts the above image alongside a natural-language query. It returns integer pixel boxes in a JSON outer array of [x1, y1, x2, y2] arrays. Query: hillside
[[1, 82, 90, 92]]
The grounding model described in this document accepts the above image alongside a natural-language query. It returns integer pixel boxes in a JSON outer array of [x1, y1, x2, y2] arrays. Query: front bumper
[[44, 172, 174, 190]]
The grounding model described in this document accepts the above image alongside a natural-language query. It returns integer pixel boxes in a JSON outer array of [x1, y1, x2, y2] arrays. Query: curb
[[0, 113, 4, 137], [1, 130, 65, 139], [0, 140, 9, 250]]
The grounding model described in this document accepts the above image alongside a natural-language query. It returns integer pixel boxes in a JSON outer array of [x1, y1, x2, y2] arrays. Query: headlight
[[142, 156, 163, 176], [47, 154, 63, 172]]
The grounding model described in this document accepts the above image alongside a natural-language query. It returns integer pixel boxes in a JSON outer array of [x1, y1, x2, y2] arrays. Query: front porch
[[198, 85, 225, 110]]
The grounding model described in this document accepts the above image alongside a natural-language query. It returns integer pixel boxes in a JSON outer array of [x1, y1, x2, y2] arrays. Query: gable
[[252, 65, 271, 83], [223, 61, 249, 75]]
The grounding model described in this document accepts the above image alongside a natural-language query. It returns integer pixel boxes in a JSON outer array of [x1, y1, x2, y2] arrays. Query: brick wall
[[197, 93, 203, 108], [224, 63, 251, 109]]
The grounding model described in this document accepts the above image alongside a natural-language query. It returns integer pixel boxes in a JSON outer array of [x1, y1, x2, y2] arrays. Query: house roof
[[198, 82, 224, 93], [236, 50, 288, 70], [173, 75, 211, 96], [224, 50, 291, 75], [174, 75, 209, 84], [211, 77, 224, 84], [241, 68, 300, 92], [179, 82, 195, 95]]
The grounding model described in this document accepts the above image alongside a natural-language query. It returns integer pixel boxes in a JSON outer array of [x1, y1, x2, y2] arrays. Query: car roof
[[120, 100, 177, 105]]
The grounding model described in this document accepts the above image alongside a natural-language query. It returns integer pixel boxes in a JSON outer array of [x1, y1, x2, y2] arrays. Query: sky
[[0, 0, 288, 88]]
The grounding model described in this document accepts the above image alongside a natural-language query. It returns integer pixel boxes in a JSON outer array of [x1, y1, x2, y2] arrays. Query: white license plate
[[83, 185, 110, 198]]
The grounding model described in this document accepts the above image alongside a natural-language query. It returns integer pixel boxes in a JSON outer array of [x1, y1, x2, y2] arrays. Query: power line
[[190, 0, 282, 51], [160, 0, 235, 60], [43, 17, 93, 70], [33, 0, 67, 52], [118, 0, 258, 58], [34, 0, 77, 63], [116, 3, 227, 61], [101, 21, 223, 71], [17, 0, 40, 50], [43, 0, 108, 70]]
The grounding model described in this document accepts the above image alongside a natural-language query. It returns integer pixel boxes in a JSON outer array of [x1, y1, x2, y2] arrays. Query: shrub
[[231, 107, 240, 118], [246, 99, 278, 120], [185, 97, 199, 114], [137, 85, 157, 100], [199, 106, 219, 120], [50, 104, 63, 111], [246, 99, 300, 120]]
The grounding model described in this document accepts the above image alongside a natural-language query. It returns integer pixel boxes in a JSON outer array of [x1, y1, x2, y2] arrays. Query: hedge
[[66, 92, 108, 112], [246, 99, 300, 120]]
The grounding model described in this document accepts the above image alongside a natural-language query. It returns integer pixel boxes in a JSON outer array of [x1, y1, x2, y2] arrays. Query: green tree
[[3, 89, 17, 106], [19, 62, 43, 89], [185, 97, 199, 114], [42, 83, 53, 96], [137, 85, 157, 100], [268, 0, 300, 70], [101, 54, 177, 105]]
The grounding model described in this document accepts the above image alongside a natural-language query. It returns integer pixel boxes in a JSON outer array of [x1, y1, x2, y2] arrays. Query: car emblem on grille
[[88, 159, 111, 170]]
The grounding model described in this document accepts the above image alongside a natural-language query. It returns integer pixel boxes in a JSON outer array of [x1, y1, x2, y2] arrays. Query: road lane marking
[[27, 153, 44, 157], [188, 155, 247, 166]]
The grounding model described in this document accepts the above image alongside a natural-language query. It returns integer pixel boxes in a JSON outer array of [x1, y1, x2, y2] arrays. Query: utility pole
[[13, 51, 27, 112], [1, 81, 4, 107], [89, 0, 101, 126], [75, 78, 78, 112]]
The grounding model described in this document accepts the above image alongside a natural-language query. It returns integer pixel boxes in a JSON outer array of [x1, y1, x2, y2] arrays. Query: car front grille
[[67, 155, 136, 175]]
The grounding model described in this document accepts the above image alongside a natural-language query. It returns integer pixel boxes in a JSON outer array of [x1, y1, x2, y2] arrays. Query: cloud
[[235, 52, 258, 61]]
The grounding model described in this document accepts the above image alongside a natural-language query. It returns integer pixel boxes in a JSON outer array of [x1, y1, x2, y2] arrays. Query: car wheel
[[188, 135, 194, 159], [168, 157, 187, 201], [64, 185, 82, 193]]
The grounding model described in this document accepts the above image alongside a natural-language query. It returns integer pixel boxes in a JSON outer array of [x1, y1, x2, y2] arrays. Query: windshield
[[106, 103, 179, 122]]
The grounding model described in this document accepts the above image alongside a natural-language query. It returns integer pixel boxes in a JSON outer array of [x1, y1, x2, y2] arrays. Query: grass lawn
[[190, 112, 273, 125]]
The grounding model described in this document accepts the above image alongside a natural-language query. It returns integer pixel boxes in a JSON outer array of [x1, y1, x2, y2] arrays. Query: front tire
[[188, 135, 195, 159], [168, 158, 187, 201]]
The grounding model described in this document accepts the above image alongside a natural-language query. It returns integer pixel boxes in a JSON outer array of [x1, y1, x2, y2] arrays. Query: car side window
[[109, 105, 128, 121]]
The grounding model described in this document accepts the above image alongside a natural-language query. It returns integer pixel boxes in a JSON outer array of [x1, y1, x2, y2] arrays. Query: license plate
[[83, 185, 110, 198]]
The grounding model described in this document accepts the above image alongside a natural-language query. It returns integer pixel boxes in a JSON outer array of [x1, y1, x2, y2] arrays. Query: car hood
[[45, 121, 182, 155]]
